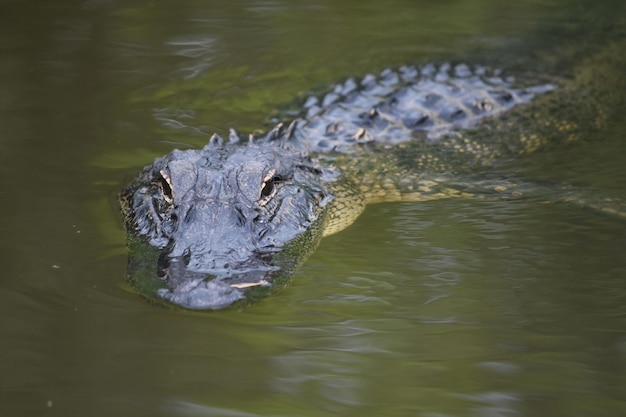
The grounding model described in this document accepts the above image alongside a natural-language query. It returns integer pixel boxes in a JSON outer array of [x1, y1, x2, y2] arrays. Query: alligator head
[[120, 135, 334, 309]]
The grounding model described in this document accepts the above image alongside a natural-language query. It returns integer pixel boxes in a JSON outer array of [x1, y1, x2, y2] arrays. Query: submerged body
[[121, 40, 625, 310]]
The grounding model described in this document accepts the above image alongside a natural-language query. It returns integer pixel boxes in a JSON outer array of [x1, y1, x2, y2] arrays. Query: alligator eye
[[259, 171, 281, 206], [261, 177, 275, 198], [158, 170, 174, 203]]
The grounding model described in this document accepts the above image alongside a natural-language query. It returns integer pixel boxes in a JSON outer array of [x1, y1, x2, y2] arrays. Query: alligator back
[[289, 64, 555, 154], [121, 38, 626, 310]]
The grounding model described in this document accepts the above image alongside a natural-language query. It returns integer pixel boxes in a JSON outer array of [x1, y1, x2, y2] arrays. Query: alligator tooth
[[230, 280, 268, 289]]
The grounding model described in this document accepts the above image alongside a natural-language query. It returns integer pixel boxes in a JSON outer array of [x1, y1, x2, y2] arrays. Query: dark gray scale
[[304, 96, 322, 118], [439, 106, 468, 123], [488, 90, 516, 107], [398, 65, 419, 82], [402, 113, 433, 131], [321, 92, 340, 107], [303, 96, 318, 108], [322, 103, 352, 119], [362, 81, 396, 97], [339, 78, 358, 95], [379, 68, 400, 85], [342, 91, 374, 107], [325, 121, 343, 136], [291, 63, 555, 152], [454, 64, 472, 78], [357, 108, 390, 131], [485, 75, 507, 85], [434, 63, 452, 82], [360, 72, 397, 97], [422, 92, 445, 111]]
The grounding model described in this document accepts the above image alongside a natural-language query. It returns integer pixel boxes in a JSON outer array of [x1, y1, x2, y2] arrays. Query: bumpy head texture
[[121, 138, 332, 309]]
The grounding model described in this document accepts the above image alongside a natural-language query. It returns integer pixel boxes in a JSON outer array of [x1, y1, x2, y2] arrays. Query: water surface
[[1, 1, 625, 416]]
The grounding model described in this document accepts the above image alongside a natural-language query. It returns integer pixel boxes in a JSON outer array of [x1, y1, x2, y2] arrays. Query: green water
[[1, 0, 625, 416]]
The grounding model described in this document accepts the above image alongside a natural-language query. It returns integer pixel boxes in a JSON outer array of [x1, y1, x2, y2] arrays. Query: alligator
[[120, 40, 626, 310]]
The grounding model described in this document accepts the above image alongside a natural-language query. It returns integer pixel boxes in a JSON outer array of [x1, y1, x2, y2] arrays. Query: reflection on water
[[1, 0, 625, 416], [261, 199, 626, 415], [166, 35, 216, 79], [162, 400, 267, 417]]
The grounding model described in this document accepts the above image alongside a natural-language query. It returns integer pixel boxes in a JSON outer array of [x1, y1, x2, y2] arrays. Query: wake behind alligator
[[120, 41, 625, 310]]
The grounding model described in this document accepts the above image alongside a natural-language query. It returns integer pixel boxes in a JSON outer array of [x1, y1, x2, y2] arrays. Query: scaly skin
[[121, 40, 626, 310]]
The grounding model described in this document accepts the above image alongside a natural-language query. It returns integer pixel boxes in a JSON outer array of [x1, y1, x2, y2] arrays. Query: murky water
[[1, 0, 625, 416]]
